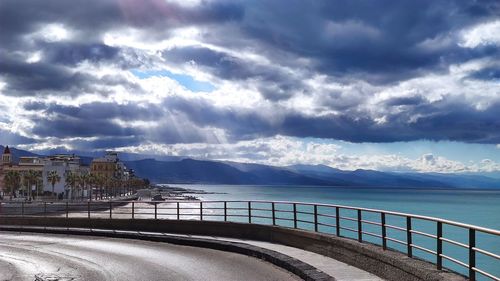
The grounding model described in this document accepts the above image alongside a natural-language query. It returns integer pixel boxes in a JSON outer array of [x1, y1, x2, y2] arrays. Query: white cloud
[[26, 51, 42, 63], [109, 137, 500, 173], [459, 20, 500, 48], [30, 23, 72, 42]]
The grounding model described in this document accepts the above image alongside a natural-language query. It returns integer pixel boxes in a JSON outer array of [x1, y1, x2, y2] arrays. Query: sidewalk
[[147, 232, 385, 281]]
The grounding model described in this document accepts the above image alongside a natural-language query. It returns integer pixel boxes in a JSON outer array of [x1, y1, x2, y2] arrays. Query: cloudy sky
[[0, 0, 499, 173]]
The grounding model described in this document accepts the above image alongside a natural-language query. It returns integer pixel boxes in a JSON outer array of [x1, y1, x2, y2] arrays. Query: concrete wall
[[0, 217, 466, 281]]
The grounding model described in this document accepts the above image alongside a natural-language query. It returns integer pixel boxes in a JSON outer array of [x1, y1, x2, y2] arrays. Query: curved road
[[0, 232, 300, 281]]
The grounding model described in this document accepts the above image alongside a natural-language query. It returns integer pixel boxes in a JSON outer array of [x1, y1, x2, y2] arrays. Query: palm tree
[[4, 170, 21, 200], [35, 173, 43, 199], [23, 170, 41, 200], [87, 173, 96, 201], [79, 171, 91, 200], [47, 170, 61, 200], [65, 171, 79, 201], [91, 174, 104, 200], [110, 178, 120, 198]]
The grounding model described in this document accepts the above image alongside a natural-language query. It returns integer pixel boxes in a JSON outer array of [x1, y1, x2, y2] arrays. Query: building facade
[[0, 147, 129, 198], [0, 147, 44, 198], [42, 154, 85, 194], [90, 151, 129, 180]]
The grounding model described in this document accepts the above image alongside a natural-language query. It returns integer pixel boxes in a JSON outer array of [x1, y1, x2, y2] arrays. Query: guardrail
[[1, 200, 498, 281]]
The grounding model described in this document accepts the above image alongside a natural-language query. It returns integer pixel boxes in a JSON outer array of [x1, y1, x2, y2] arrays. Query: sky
[[0, 0, 499, 173]]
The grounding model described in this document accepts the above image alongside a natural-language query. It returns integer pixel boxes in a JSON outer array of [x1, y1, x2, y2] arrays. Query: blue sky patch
[[131, 69, 216, 92]]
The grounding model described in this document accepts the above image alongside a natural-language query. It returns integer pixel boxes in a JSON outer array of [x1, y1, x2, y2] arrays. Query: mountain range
[[1, 145, 499, 189]]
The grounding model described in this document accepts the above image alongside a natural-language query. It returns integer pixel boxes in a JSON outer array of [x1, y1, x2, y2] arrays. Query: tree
[[35, 173, 43, 199], [4, 170, 21, 200], [87, 173, 97, 201], [47, 170, 61, 200], [65, 171, 79, 201], [23, 170, 41, 200], [92, 174, 104, 200], [92, 174, 106, 200], [79, 171, 91, 200]]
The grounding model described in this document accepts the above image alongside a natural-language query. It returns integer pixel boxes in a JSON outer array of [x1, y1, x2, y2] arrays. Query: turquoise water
[[177, 184, 500, 280]]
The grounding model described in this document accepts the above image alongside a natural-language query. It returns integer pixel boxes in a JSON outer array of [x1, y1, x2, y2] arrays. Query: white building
[[42, 154, 86, 194]]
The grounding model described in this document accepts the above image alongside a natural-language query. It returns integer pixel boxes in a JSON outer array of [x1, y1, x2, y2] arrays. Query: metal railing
[[1, 200, 499, 281]]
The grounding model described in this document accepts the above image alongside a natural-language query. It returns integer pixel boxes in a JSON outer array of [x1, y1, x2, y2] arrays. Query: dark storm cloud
[[18, 92, 500, 150], [70, 137, 144, 150], [467, 66, 500, 81], [0, 0, 243, 46], [164, 47, 251, 79], [41, 42, 120, 66], [163, 46, 303, 100], [0, 51, 142, 96], [163, 96, 274, 139], [31, 117, 137, 138], [0, 129, 36, 145], [30, 102, 164, 122], [1, 0, 500, 150], [0, 0, 243, 96], [0, 55, 94, 94], [25, 101, 163, 138], [385, 96, 426, 107], [233, 0, 500, 83], [24, 100, 216, 144], [161, 95, 500, 144]]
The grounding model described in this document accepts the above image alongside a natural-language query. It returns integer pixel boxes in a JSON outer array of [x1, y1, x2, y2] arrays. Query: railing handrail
[[1, 199, 499, 281], [2, 199, 499, 235]]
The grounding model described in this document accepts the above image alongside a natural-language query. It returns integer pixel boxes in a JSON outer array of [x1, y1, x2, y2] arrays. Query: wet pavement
[[0, 232, 300, 281]]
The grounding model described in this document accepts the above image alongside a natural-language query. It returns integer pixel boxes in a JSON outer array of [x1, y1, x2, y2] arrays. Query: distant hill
[[125, 158, 500, 188], [2, 145, 500, 188], [124, 158, 330, 185], [287, 164, 452, 188]]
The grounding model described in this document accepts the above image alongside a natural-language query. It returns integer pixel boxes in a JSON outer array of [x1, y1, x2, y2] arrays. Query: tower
[[2, 146, 12, 165]]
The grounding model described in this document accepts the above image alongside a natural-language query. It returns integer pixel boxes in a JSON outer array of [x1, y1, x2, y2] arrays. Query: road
[[0, 232, 301, 281]]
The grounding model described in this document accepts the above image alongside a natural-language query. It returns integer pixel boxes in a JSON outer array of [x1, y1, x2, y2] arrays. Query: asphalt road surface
[[0, 232, 301, 281]]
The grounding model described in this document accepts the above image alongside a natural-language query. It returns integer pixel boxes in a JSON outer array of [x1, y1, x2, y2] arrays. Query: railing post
[[437, 221, 442, 270], [109, 201, 112, 219], [224, 202, 227, 222], [293, 203, 297, 229], [200, 202, 203, 221], [65, 202, 68, 219], [358, 209, 362, 242], [469, 228, 476, 281], [132, 202, 135, 219], [87, 201, 90, 219], [177, 202, 180, 220], [314, 205, 318, 232], [406, 217, 412, 257], [335, 207, 340, 236], [381, 213, 387, 250], [248, 201, 251, 223], [154, 202, 158, 220], [22, 202, 25, 217], [272, 202, 276, 226]]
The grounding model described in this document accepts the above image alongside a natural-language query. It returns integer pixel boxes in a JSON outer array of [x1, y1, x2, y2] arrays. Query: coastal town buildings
[[0, 146, 130, 199], [42, 154, 87, 195], [90, 151, 130, 181], [0, 147, 44, 198]]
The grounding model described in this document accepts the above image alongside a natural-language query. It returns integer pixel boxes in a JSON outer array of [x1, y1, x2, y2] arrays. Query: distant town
[[0, 146, 149, 201]]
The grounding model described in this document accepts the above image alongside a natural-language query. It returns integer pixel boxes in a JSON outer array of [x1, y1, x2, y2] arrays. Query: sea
[[175, 184, 500, 280]]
